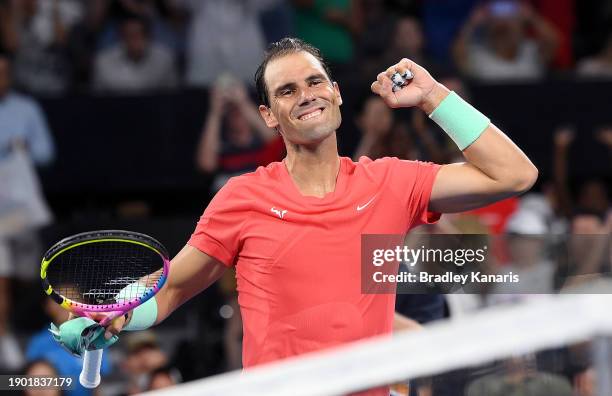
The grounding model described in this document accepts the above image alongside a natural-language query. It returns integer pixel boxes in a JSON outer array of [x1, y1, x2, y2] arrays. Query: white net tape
[[140, 294, 612, 396]]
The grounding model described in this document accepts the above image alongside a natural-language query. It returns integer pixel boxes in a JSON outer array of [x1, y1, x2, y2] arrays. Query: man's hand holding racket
[[41, 230, 169, 388], [66, 310, 131, 340]]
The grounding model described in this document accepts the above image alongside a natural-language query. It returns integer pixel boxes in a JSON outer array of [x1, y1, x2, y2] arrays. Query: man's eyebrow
[[272, 73, 330, 95], [273, 82, 296, 95], [305, 73, 328, 82]]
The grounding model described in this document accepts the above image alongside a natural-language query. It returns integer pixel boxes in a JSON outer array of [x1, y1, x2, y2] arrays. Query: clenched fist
[[370, 58, 450, 114]]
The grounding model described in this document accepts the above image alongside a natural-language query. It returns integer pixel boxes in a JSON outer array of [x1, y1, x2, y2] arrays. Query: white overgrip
[[80, 349, 103, 388]]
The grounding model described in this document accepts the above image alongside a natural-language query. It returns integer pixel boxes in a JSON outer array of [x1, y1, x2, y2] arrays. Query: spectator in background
[[354, 0, 394, 79], [177, 0, 281, 87], [453, 1, 559, 82], [353, 95, 446, 163], [0, 52, 54, 372], [196, 77, 284, 192], [465, 356, 573, 396], [553, 126, 611, 219], [67, 0, 112, 91], [421, 0, 477, 64], [577, 30, 612, 78], [352, 95, 414, 161], [361, 16, 439, 83], [531, 0, 574, 70], [93, 15, 178, 93], [385, 16, 437, 71], [260, 1, 295, 44], [26, 294, 112, 396], [0, 53, 55, 166], [93, 0, 186, 61], [122, 331, 169, 394], [489, 208, 555, 302], [147, 365, 181, 391], [574, 366, 596, 396], [292, 0, 363, 72], [0, 0, 83, 95], [23, 360, 63, 396], [565, 210, 611, 286]]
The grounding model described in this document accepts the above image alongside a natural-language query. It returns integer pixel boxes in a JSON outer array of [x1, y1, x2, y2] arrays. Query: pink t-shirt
[[189, 156, 440, 379]]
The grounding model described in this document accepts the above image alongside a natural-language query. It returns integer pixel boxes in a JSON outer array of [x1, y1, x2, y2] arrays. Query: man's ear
[[333, 81, 343, 106], [259, 105, 279, 128]]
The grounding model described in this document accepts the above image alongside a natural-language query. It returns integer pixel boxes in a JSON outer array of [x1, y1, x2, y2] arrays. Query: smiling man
[[64, 38, 537, 394]]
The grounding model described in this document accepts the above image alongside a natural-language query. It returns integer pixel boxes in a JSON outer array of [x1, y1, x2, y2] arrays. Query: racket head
[[41, 230, 169, 320]]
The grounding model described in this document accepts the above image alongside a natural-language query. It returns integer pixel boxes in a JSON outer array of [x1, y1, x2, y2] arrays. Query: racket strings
[[47, 241, 164, 305]]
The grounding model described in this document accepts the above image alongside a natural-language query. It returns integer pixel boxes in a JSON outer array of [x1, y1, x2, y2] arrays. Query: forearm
[[462, 126, 537, 192], [51, 6, 68, 46], [238, 101, 277, 142], [422, 84, 537, 191], [152, 285, 183, 325], [530, 15, 559, 63], [153, 245, 226, 325], [0, 6, 19, 52], [452, 23, 476, 72], [197, 112, 222, 172]]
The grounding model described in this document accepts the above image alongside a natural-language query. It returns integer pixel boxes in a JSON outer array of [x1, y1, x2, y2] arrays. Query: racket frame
[[40, 230, 169, 325]]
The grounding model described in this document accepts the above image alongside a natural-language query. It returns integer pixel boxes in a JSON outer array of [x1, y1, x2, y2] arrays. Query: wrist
[[115, 284, 158, 331], [418, 83, 450, 115], [428, 91, 490, 150], [123, 296, 157, 331]]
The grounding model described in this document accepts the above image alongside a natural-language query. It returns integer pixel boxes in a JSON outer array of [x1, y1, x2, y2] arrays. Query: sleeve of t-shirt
[[387, 157, 442, 229], [188, 180, 249, 267]]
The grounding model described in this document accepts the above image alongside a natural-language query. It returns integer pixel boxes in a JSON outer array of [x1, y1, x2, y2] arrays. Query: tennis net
[[139, 291, 612, 396]]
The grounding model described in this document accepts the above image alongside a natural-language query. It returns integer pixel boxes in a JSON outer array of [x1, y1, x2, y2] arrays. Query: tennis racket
[[40, 230, 169, 388]]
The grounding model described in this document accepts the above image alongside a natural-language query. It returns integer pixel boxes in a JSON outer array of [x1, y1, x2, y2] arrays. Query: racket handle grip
[[80, 349, 103, 388]]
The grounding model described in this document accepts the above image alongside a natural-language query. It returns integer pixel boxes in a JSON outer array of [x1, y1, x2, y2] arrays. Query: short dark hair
[[254, 37, 333, 107]]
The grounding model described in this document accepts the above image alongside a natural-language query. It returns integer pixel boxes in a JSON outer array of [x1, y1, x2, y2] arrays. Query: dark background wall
[[38, 80, 612, 218]]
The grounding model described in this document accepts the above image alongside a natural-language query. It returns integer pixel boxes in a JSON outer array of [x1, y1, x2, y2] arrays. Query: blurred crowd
[[0, 0, 610, 97], [0, 0, 611, 395]]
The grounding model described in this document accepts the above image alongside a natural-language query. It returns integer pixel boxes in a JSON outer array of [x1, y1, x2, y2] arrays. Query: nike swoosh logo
[[357, 195, 376, 211]]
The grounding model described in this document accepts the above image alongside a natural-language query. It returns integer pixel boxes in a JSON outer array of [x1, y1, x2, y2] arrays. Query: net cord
[[139, 294, 612, 396]]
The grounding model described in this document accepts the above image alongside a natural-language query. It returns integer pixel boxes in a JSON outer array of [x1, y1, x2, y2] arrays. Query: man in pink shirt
[[103, 38, 537, 392]]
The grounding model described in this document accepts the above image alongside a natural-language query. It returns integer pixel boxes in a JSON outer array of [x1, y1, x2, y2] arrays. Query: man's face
[[122, 21, 148, 60], [0, 57, 11, 98], [259, 51, 342, 146], [393, 18, 424, 54], [488, 17, 523, 49]]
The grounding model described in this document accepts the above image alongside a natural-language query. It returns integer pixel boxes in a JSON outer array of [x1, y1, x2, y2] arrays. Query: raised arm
[[371, 58, 538, 214], [452, 5, 487, 74], [196, 88, 225, 173], [225, 82, 278, 142], [519, 3, 559, 65], [552, 127, 575, 218]]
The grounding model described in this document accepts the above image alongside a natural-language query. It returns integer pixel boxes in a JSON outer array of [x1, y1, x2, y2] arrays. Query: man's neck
[[283, 134, 341, 198]]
